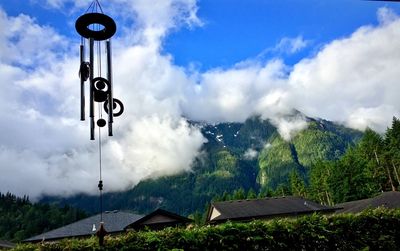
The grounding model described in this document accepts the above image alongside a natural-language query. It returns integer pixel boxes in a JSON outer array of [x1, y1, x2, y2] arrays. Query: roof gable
[[125, 209, 192, 229], [208, 196, 337, 222], [337, 191, 400, 213], [209, 207, 222, 221]]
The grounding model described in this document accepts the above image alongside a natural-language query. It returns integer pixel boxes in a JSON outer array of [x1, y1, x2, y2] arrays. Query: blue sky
[[164, 0, 397, 69], [1, 0, 400, 198], [3, 0, 400, 69]]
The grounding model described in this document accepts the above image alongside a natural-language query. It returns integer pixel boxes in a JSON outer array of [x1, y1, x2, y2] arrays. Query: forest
[[216, 117, 400, 207], [292, 116, 400, 205], [0, 192, 86, 242]]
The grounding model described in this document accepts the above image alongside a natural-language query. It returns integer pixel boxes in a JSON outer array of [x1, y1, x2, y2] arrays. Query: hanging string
[[82, 0, 107, 227], [86, 0, 104, 14], [86, 0, 105, 223], [98, 115, 103, 222], [96, 13, 104, 222], [96, 0, 104, 14], [85, 1, 95, 13], [97, 42, 102, 77]]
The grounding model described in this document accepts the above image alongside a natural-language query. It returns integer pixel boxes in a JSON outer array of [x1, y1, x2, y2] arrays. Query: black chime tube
[[106, 40, 114, 136], [80, 44, 85, 121], [89, 38, 95, 140]]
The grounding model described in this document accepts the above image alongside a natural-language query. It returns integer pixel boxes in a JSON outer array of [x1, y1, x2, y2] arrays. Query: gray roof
[[336, 191, 400, 213], [208, 196, 337, 223], [0, 240, 15, 249], [25, 211, 143, 242], [125, 208, 193, 230]]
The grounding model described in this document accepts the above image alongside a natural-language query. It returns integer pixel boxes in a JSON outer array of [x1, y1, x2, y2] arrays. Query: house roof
[[25, 210, 143, 242], [125, 208, 192, 230], [336, 191, 400, 213], [0, 240, 15, 249], [207, 196, 337, 223]]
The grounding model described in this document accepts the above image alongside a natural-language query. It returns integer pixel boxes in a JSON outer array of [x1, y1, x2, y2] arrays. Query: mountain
[[40, 115, 362, 216]]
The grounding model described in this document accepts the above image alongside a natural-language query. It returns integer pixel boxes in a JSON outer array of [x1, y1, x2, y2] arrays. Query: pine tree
[[384, 117, 400, 189], [308, 160, 334, 205], [232, 188, 246, 200], [247, 188, 257, 199], [289, 170, 307, 197]]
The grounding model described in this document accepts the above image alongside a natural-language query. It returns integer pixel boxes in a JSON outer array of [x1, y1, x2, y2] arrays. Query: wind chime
[[75, 0, 124, 246]]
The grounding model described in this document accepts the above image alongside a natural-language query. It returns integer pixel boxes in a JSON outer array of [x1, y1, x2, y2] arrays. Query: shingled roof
[[336, 191, 400, 213], [207, 196, 338, 223], [125, 208, 192, 230], [25, 211, 143, 242], [0, 240, 15, 249]]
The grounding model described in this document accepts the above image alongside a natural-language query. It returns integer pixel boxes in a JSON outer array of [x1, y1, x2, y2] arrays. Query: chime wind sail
[[75, 1, 124, 140]]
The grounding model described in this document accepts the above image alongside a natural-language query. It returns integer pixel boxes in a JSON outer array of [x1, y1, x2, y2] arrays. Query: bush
[[14, 208, 400, 251]]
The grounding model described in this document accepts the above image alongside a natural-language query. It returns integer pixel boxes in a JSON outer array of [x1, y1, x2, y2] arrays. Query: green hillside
[[257, 119, 362, 190], [40, 115, 362, 216]]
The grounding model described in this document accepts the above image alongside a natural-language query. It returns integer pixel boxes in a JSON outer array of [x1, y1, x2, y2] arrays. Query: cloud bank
[[0, 2, 399, 199]]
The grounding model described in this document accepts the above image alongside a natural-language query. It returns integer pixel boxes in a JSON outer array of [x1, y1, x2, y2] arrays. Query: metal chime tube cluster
[[106, 41, 114, 136], [79, 44, 85, 121], [76, 7, 124, 140], [89, 38, 95, 139], [75, 1, 124, 245]]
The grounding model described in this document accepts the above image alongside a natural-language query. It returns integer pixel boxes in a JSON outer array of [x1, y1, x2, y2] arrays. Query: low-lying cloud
[[0, 2, 399, 199]]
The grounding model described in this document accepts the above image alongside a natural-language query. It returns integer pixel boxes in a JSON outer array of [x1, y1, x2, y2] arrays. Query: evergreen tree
[[221, 191, 231, 201], [328, 146, 378, 203], [272, 184, 291, 197], [358, 128, 387, 191], [232, 188, 246, 200], [247, 188, 257, 199], [383, 117, 400, 189], [289, 170, 307, 197], [308, 160, 334, 205]]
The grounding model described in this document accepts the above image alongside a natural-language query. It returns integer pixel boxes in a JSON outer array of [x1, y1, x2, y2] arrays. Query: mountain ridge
[[40, 114, 362, 216]]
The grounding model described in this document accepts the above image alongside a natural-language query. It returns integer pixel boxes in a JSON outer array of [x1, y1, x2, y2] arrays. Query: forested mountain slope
[[41, 115, 362, 216]]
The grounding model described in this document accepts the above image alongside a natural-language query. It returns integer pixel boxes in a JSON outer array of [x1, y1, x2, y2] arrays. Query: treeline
[[305, 116, 400, 205], [0, 192, 87, 242], [212, 117, 400, 206]]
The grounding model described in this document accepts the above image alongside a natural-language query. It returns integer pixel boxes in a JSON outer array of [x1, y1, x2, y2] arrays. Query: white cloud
[[0, 10, 68, 67], [243, 148, 258, 160], [0, 3, 400, 199], [43, 0, 64, 9], [274, 36, 309, 54], [182, 59, 290, 122], [103, 115, 206, 185], [269, 114, 308, 141], [287, 7, 400, 131], [0, 4, 206, 199], [183, 6, 400, 133], [377, 7, 399, 25], [36, 0, 202, 47]]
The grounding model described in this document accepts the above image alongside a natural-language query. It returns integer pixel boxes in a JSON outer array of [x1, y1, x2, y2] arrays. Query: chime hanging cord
[[83, 0, 106, 223], [97, 15, 104, 223], [86, 0, 105, 223], [97, 43, 104, 223], [86, 0, 104, 14], [98, 116, 103, 223]]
